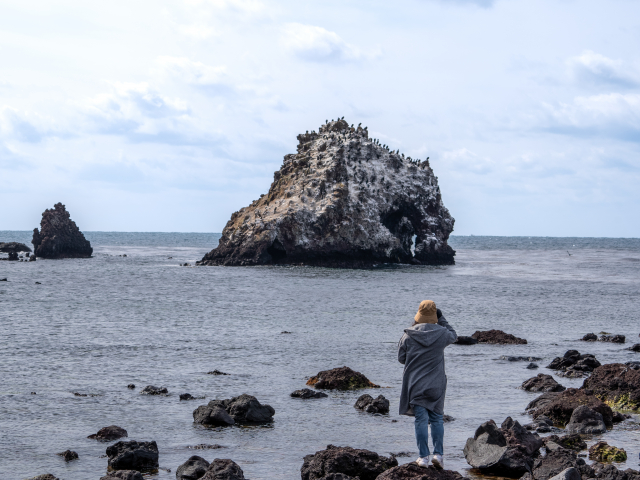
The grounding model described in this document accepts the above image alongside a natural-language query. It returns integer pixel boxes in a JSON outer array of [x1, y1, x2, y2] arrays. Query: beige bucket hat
[[414, 300, 438, 324]]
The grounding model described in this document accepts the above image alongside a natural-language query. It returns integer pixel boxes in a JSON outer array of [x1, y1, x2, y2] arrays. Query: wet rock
[[599, 335, 625, 343], [141, 385, 168, 395], [106, 440, 159, 471], [524, 415, 556, 433], [0, 277, 7, 281], [471, 330, 527, 345], [522, 374, 566, 393], [205, 394, 275, 424], [527, 363, 539, 369], [589, 442, 627, 462], [591, 463, 640, 480], [626, 361, 640, 370], [7, 251, 18, 261], [56, 449, 78, 461], [291, 388, 329, 399], [0, 242, 31, 253], [547, 351, 601, 378], [187, 444, 226, 450], [443, 414, 455, 422], [193, 405, 235, 426], [527, 388, 613, 427], [530, 447, 581, 480], [581, 363, 640, 411], [389, 452, 413, 458], [500, 356, 542, 362], [354, 394, 389, 414], [29, 254, 36, 261], [127, 384, 135, 389], [176, 455, 210, 480], [207, 370, 229, 375], [306, 366, 379, 390], [628, 344, 640, 352], [180, 393, 196, 401], [315, 475, 358, 480], [88, 425, 128, 440], [26, 475, 60, 480], [197, 119, 455, 268], [581, 333, 597, 341], [547, 467, 581, 480], [100, 471, 144, 480], [454, 336, 478, 345], [612, 411, 631, 422], [543, 434, 587, 452], [201, 459, 246, 480], [32, 203, 93, 258], [566, 405, 606, 434], [463, 417, 543, 476], [376, 463, 470, 480], [301, 444, 398, 480]]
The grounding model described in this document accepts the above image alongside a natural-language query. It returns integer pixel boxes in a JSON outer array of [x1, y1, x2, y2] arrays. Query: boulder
[[56, 449, 78, 461], [547, 468, 581, 480], [471, 330, 527, 345], [589, 442, 627, 462], [32, 203, 93, 258], [591, 463, 640, 480], [201, 459, 245, 480], [565, 405, 606, 434], [599, 335, 625, 343], [180, 393, 195, 401], [454, 336, 478, 345], [547, 351, 601, 378], [100, 472, 144, 480], [106, 440, 159, 471], [291, 388, 329, 399], [206, 394, 275, 424], [581, 333, 597, 341], [521, 374, 566, 393], [612, 411, 632, 422], [530, 447, 582, 480], [376, 463, 470, 480], [140, 385, 168, 395], [527, 388, 613, 427], [0, 242, 31, 253], [463, 417, 542, 477], [301, 444, 398, 480], [354, 394, 390, 414], [193, 405, 235, 426], [88, 425, 128, 440], [542, 434, 587, 452], [629, 344, 640, 352], [197, 119, 455, 268], [306, 366, 379, 390], [177, 455, 210, 480], [527, 363, 539, 370], [581, 363, 640, 411]]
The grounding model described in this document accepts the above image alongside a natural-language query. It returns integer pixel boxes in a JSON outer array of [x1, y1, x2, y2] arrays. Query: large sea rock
[[198, 119, 455, 268], [32, 203, 92, 259], [526, 388, 613, 427], [106, 440, 159, 471], [581, 363, 640, 411], [301, 444, 398, 480], [194, 394, 274, 425]]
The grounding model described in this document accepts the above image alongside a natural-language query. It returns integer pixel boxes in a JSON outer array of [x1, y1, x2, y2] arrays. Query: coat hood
[[404, 323, 448, 348]]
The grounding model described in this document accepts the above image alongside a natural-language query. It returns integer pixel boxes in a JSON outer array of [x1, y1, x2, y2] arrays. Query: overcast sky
[[1, 0, 639, 236]]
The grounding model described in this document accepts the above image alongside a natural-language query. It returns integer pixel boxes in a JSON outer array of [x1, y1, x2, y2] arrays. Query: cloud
[[568, 51, 639, 88], [157, 56, 236, 96], [281, 23, 379, 63], [0, 107, 70, 143], [428, 0, 495, 7]]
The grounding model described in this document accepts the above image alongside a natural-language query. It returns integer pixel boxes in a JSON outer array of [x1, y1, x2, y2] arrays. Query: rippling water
[[1, 233, 639, 480]]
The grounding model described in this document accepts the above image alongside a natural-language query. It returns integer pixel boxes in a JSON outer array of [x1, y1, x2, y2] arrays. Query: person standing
[[398, 300, 457, 469]]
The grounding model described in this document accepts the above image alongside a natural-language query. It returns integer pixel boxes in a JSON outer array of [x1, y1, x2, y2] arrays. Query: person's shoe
[[431, 454, 444, 470], [416, 456, 430, 467]]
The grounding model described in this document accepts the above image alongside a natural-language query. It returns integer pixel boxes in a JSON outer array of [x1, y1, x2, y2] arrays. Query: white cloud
[[0, 107, 67, 143], [177, 24, 216, 39], [281, 23, 379, 63], [157, 56, 228, 86], [568, 51, 638, 88]]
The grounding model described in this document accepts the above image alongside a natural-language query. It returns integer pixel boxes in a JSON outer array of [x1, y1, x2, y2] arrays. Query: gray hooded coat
[[398, 316, 457, 416]]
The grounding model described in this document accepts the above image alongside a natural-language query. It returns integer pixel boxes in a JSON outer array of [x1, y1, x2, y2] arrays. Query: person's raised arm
[[437, 314, 458, 345]]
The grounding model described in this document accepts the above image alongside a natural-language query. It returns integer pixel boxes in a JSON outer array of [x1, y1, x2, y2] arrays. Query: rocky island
[[32, 203, 93, 258], [198, 119, 455, 268]]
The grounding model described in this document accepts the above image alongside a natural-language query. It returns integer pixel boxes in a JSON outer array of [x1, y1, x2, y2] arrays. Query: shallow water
[[1, 233, 639, 479]]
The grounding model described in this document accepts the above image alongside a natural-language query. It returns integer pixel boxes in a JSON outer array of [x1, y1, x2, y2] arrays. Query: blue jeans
[[413, 405, 444, 457]]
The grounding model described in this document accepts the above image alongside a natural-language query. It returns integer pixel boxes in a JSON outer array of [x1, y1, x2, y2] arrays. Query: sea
[[1, 232, 639, 480]]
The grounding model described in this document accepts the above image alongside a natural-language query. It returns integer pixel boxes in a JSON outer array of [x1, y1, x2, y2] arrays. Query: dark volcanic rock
[[599, 335, 625, 343], [57, 449, 78, 461], [177, 455, 210, 480], [565, 405, 606, 434], [463, 417, 543, 477], [106, 440, 159, 471], [307, 366, 379, 390], [530, 447, 581, 480], [591, 463, 640, 480], [32, 203, 92, 258], [180, 393, 196, 401], [207, 370, 229, 375], [201, 459, 246, 480], [547, 468, 581, 480], [454, 336, 478, 345], [500, 356, 542, 362], [204, 394, 275, 424], [26, 475, 60, 480], [589, 442, 627, 462], [523, 415, 556, 434], [197, 119, 455, 268], [100, 472, 144, 480], [301, 444, 397, 480], [0, 242, 31, 253], [527, 363, 539, 370], [141, 385, 168, 395], [629, 344, 640, 352], [543, 434, 587, 452], [88, 425, 128, 440], [582, 333, 597, 341], [582, 363, 640, 411], [291, 388, 329, 399], [354, 394, 390, 414], [471, 330, 527, 345], [547, 350, 601, 378], [377, 463, 470, 480], [193, 405, 235, 426], [528, 388, 613, 427], [522, 374, 566, 393]]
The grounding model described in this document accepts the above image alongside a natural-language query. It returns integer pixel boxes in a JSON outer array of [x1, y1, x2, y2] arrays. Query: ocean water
[[1, 232, 639, 480]]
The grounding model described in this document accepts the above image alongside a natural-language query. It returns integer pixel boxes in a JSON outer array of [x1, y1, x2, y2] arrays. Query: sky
[[1, 0, 640, 236]]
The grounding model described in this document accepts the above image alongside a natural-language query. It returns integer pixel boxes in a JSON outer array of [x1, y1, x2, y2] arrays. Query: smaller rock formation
[[612, 411, 632, 423], [376, 463, 470, 480], [354, 394, 390, 414], [0, 242, 31, 255], [177, 455, 210, 480], [527, 363, 539, 369], [301, 445, 398, 480], [26, 475, 60, 480], [521, 374, 566, 393], [56, 449, 78, 461], [590, 463, 640, 480], [500, 356, 541, 362], [193, 404, 235, 427], [140, 385, 168, 395], [127, 384, 135, 389], [527, 388, 613, 427], [629, 344, 640, 352], [195, 394, 274, 425], [207, 370, 229, 375], [471, 330, 527, 345], [546, 350, 601, 378], [32, 203, 93, 258], [180, 393, 195, 401], [599, 335, 625, 343], [546, 468, 581, 480], [291, 388, 328, 399], [454, 336, 478, 345], [201, 459, 246, 480], [582, 363, 640, 410], [581, 333, 597, 341], [463, 417, 543, 477], [543, 434, 587, 452], [88, 425, 128, 440], [100, 472, 144, 480], [589, 442, 627, 462], [307, 366, 380, 390], [565, 405, 606, 434], [106, 440, 159, 471], [523, 415, 556, 433], [527, 447, 586, 480]]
